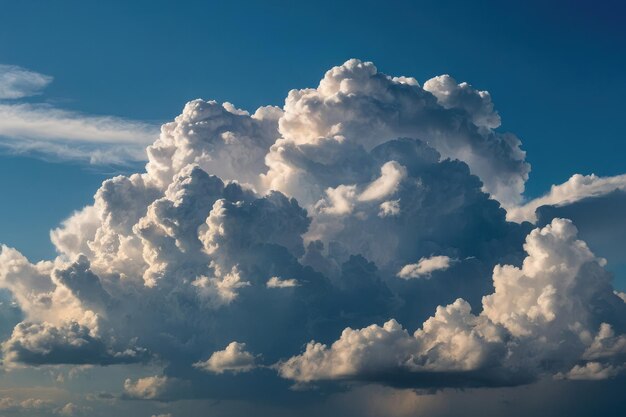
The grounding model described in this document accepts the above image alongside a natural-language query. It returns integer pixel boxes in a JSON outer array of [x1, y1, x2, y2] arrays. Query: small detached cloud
[[55, 402, 92, 416], [193, 342, 258, 375], [0, 64, 52, 99], [396, 255, 452, 279], [266, 276, 300, 288], [123, 375, 184, 401]]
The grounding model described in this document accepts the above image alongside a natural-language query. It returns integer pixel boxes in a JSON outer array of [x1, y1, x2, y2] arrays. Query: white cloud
[[0, 103, 158, 164], [396, 256, 452, 279], [193, 342, 257, 374], [423, 74, 501, 130], [0, 64, 52, 99], [266, 276, 299, 288], [378, 199, 400, 217], [358, 161, 407, 202], [123, 375, 176, 400], [267, 59, 529, 207], [0, 58, 624, 404], [559, 362, 623, 381], [507, 173, 626, 223], [278, 219, 626, 385], [192, 265, 250, 308]]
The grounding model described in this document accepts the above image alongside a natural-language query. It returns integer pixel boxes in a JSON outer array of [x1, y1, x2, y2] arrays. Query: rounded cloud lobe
[[0, 59, 624, 402]]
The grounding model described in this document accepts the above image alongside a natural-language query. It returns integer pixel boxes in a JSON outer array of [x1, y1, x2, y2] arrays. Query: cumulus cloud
[[0, 59, 624, 405], [2, 319, 146, 366], [559, 362, 623, 381], [266, 59, 529, 207], [278, 219, 626, 386], [55, 402, 91, 416], [396, 256, 453, 279], [423, 74, 501, 130], [0, 64, 52, 99], [123, 376, 181, 400], [0, 397, 52, 412], [193, 342, 258, 374], [266, 276, 299, 288]]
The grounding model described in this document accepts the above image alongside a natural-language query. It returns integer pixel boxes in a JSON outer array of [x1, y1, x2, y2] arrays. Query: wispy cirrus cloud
[[0, 64, 52, 99], [0, 64, 158, 164]]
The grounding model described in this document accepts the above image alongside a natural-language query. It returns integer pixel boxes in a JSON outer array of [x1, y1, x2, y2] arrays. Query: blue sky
[[1, 2, 626, 417]]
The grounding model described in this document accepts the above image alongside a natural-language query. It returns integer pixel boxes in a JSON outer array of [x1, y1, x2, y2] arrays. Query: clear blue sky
[[1, 0, 625, 260]]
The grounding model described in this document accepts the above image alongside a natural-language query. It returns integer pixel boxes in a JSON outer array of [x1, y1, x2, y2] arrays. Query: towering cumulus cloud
[[0, 60, 624, 406]]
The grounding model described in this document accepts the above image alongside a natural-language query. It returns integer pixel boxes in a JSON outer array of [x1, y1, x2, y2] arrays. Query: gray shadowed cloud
[[0, 59, 624, 408]]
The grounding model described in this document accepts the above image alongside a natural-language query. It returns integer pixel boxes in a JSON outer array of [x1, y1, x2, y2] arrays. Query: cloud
[[0, 397, 52, 411], [0, 59, 624, 406], [507, 173, 626, 223], [396, 256, 453, 279], [146, 100, 281, 189], [0, 63, 159, 164], [358, 161, 407, 202], [559, 362, 623, 381], [193, 342, 258, 374], [2, 319, 147, 366], [55, 402, 91, 416], [423, 74, 501, 130], [123, 375, 184, 401], [278, 219, 626, 387], [0, 103, 158, 164], [267, 59, 529, 207], [0, 64, 52, 99], [266, 277, 299, 288]]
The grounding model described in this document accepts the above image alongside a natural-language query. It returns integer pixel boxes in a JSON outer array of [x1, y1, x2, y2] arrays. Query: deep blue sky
[[1, 0, 625, 260]]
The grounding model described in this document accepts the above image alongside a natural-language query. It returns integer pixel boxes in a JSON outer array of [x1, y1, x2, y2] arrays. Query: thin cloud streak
[[0, 103, 159, 164], [0, 64, 52, 99]]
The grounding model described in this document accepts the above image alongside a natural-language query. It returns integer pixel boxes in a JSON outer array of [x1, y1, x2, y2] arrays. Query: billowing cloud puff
[[266, 59, 529, 207], [2, 319, 146, 366], [146, 100, 281, 190], [278, 219, 626, 386], [193, 342, 258, 374], [0, 59, 624, 405], [508, 173, 626, 276], [266, 276, 299, 288], [397, 255, 453, 279], [123, 376, 176, 400], [423, 74, 501, 130]]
